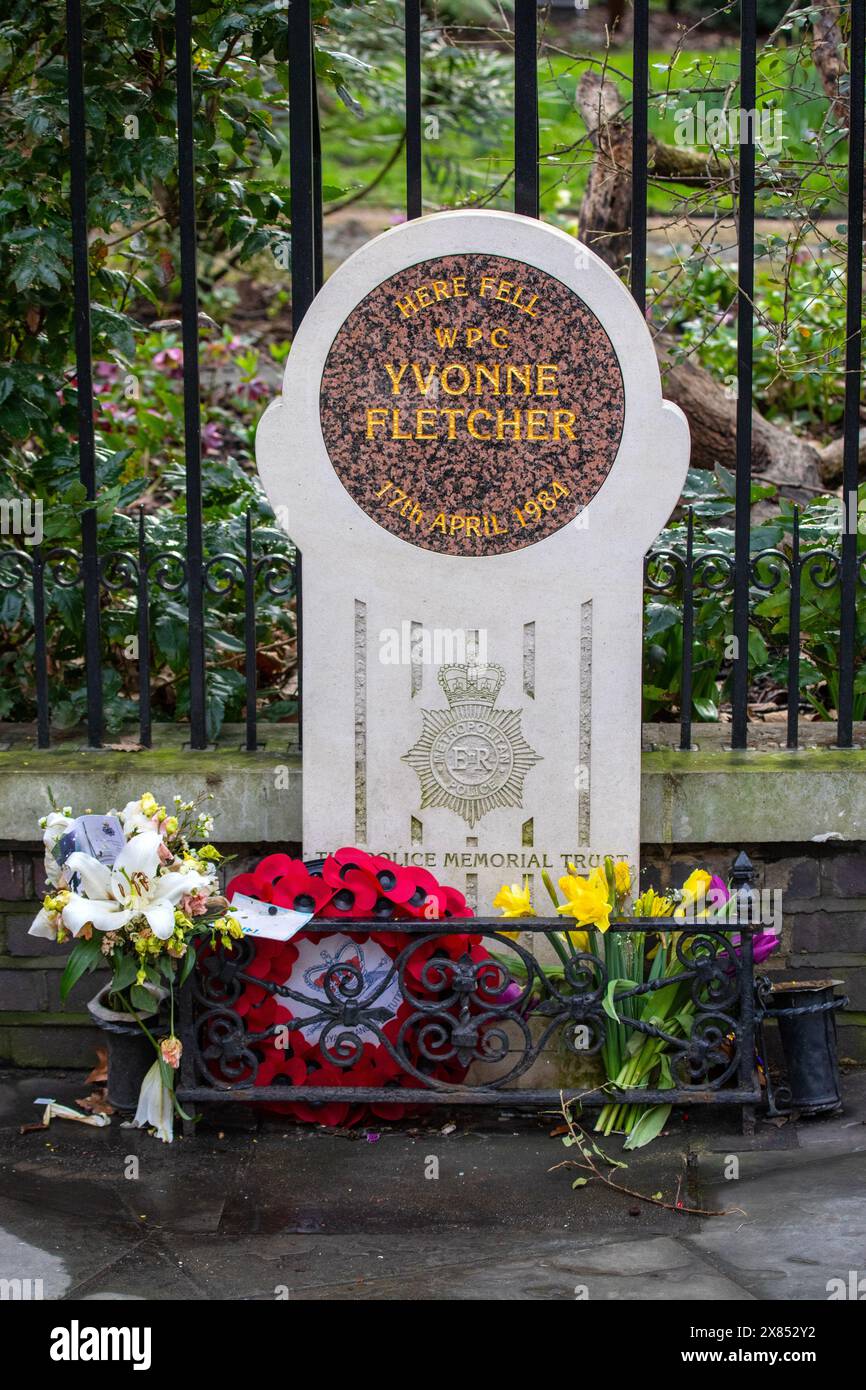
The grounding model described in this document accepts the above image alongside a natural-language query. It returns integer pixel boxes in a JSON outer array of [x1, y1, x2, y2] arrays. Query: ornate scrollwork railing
[[177, 917, 760, 1117]]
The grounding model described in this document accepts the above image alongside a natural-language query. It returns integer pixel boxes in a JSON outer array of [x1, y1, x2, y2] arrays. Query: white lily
[[117, 798, 159, 838], [60, 830, 212, 939], [130, 1059, 174, 1143], [29, 905, 59, 940], [42, 810, 74, 888]]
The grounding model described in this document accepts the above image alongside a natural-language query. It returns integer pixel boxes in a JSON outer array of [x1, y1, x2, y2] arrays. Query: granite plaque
[[256, 211, 689, 912]]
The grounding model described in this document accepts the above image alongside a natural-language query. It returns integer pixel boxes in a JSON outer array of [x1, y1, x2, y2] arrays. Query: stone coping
[[0, 722, 863, 846]]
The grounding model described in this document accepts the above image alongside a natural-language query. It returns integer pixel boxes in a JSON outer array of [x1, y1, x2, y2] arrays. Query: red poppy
[[226, 858, 334, 916], [216, 850, 494, 1125]]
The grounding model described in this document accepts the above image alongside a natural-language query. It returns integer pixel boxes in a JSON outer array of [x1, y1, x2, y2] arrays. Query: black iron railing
[[3, 1, 864, 751], [1, 510, 861, 753], [177, 918, 760, 1122], [176, 853, 763, 1129]]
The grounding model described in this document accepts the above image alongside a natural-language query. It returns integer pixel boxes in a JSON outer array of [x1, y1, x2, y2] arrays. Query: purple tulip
[[494, 980, 524, 1007], [708, 875, 730, 910], [726, 930, 780, 972]]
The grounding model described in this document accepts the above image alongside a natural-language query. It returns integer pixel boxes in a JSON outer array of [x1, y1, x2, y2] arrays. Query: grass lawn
[[272, 42, 842, 221]]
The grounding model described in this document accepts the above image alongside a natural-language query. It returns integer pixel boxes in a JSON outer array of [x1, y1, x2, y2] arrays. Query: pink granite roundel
[[319, 252, 625, 556]]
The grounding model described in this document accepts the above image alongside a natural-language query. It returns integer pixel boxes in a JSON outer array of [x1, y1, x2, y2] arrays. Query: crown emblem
[[404, 658, 541, 828], [437, 662, 505, 709]]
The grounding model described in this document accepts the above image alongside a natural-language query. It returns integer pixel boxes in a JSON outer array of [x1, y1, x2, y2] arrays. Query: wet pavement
[[0, 1069, 864, 1300]]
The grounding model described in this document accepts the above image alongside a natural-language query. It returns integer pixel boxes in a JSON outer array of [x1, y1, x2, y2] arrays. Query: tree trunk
[[575, 71, 836, 497]]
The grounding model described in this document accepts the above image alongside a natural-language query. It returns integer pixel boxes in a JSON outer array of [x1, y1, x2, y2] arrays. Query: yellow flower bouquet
[[494, 858, 726, 1148]]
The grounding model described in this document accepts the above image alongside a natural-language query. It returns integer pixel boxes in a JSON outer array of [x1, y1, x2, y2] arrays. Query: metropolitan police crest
[[402, 662, 541, 828]]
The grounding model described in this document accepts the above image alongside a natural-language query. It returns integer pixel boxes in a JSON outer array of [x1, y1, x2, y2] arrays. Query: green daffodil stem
[[541, 870, 560, 911]]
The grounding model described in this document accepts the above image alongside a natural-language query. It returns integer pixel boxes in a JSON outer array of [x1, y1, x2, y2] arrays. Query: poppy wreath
[[218, 849, 509, 1124]]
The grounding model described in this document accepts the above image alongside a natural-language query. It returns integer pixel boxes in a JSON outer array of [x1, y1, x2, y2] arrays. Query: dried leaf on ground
[[75, 1090, 115, 1116], [85, 1048, 108, 1084]]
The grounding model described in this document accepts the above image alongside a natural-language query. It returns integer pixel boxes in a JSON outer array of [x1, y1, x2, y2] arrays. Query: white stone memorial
[[256, 210, 689, 912]]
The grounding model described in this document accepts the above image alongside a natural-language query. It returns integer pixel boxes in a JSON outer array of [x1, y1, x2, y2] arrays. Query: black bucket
[[101, 1018, 156, 1112], [763, 980, 847, 1116]]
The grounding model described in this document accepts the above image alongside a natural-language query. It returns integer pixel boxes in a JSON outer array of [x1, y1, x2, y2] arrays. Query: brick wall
[[1, 838, 863, 1067], [642, 842, 866, 1061]]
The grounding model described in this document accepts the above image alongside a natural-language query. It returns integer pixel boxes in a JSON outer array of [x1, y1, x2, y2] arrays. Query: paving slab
[[1, 1068, 864, 1300]]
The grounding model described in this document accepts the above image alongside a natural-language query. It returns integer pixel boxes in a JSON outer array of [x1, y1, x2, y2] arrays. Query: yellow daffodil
[[493, 880, 535, 919], [614, 861, 631, 897], [563, 929, 590, 953], [493, 881, 534, 939], [556, 872, 612, 932], [634, 888, 675, 918]]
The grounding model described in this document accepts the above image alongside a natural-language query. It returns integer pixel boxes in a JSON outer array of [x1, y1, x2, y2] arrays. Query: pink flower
[[157, 841, 174, 865], [153, 347, 183, 367], [202, 422, 223, 452], [181, 889, 209, 918], [160, 1035, 183, 1069]]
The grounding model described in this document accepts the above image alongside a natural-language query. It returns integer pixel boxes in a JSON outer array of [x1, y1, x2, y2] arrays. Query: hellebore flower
[[60, 830, 212, 939]]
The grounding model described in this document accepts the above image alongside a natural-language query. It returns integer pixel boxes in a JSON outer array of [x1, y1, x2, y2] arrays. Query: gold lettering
[[553, 409, 577, 441], [366, 408, 388, 437], [391, 409, 412, 440], [433, 326, 458, 348], [505, 365, 531, 396], [415, 408, 437, 440], [441, 363, 471, 395], [496, 409, 522, 439], [525, 408, 549, 441], [442, 408, 465, 438], [536, 364, 559, 396], [475, 363, 500, 393], [410, 363, 438, 395], [384, 363, 409, 394], [467, 408, 493, 440]]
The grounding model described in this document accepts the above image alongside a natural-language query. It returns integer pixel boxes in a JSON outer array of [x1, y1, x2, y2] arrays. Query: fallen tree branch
[[551, 1092, 746, 1218], [575, 70, 854, 496]]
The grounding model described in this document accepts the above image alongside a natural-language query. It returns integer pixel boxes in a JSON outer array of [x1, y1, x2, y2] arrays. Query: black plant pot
[[100, 1019, 156, 1112], [763, 980, 847, 1116], [87, 987, 164, 1112]]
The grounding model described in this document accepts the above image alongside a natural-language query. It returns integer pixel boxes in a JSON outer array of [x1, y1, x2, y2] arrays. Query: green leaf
[[110, 953, 138, 994], [602, 977, 638, 1024], [59, 935, 103, 1002], [178, 946, 198, 987], [130, 983, 157, 1013], [571, 1177, 589, 1188], [623, 1105, 672, 1150]]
